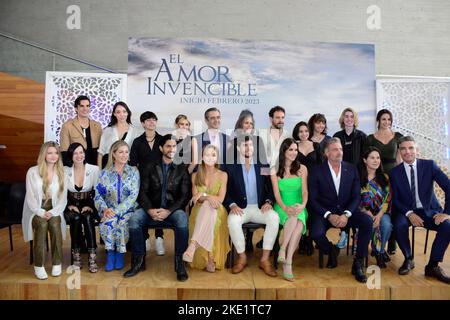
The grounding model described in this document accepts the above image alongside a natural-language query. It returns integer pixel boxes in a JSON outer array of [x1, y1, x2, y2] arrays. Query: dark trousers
[[128, 208, 188, 256], [310, 213, 373, 258], [393, 209, 450, 263], [65, 209, 98, 250]]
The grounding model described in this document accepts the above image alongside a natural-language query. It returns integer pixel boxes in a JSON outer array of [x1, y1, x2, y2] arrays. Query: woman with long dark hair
[[360, 147, 393, 268], [271, 138, 308, 281], [64, 142, 100, 272], [98, 101, 140, 169]]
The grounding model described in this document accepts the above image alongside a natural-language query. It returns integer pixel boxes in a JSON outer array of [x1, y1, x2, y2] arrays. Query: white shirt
[[260, 127, 290, 169], [207, 129, 222, 152], [22, 166, 68, 242], [323, 161, 352, 219], [98, 124, 142, 156], [327, 161, 342, 195], [64, 164, 100, 192], [403, 160, 423, 216]]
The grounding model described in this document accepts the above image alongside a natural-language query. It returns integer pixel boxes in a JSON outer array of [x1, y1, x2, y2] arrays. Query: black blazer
[[138, 161, 191, 213], [224, 162, 274, 210], [308, 161, 361, 218], [129, 132, 162, 168]]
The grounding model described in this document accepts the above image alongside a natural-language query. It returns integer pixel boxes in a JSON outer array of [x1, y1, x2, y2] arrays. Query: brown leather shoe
[[232, 256, 247, 274], [259, 259, 277, 277]]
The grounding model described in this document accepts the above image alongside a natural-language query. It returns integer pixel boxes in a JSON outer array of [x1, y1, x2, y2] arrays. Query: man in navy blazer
[[195, 107, 229, 167], [308, 138, 373, 283], [224, 134, 279, 277], [389, 136, 450, 284]]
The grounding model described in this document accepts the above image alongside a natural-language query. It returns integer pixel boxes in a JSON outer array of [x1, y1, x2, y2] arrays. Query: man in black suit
[[308, 138, 373, 282], [124, 134, 192, 281], [196, 107, 229, 167], [225, 134, 279, 277]]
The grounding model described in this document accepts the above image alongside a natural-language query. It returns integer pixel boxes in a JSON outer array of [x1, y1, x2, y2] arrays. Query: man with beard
[[124, 134, 191, 281]]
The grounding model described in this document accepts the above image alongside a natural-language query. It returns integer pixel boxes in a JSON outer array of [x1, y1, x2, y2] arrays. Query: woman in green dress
[[271, 138, 308, 281]]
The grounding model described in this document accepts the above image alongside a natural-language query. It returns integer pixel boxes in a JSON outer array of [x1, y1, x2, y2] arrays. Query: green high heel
[[283, 262, 295, 282], [277, 248, 286, 263]]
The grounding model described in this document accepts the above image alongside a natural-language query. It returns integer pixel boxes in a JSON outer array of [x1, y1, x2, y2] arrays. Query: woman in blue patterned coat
[[95, 140, 140, 271]]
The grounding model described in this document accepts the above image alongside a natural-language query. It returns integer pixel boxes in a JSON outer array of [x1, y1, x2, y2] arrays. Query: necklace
[[146, 135, 155, 143]]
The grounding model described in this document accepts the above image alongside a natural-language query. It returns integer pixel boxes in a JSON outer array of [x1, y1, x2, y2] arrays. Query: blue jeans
[[372, 214, 393, 254], [128, 208, 189, 256]]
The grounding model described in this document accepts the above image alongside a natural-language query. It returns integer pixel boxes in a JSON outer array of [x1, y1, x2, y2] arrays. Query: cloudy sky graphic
[[128, 38, 376, 134]]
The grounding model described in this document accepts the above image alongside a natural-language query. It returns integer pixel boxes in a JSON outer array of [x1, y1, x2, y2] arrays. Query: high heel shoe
[[282, 262, 295, 282], [277, 248, 286, 263], [182, 242, 196, 263], [206, 259, 216, 273]]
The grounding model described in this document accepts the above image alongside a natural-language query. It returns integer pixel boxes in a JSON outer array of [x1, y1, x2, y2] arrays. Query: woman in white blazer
[[97, 101, 142, 169], [64, 142, 100, 272], [22, 141, 67, 280]]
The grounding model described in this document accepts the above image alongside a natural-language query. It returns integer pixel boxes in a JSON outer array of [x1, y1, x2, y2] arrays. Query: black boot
[[123, 254, 146, 278], [246, 230, 254, 252], [298, 236, 307, 255], [375, 253, 387, 268], [387, 234, 397, 255], [327, 244, 340, 269], [175, 255, 188, 281], [398, 258, 415, 275], [351, 257, 367, 283], [306, 236, 314, 256]]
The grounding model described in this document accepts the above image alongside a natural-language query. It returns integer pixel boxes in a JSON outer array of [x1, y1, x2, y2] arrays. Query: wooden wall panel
[[0, 72, 44, 183]]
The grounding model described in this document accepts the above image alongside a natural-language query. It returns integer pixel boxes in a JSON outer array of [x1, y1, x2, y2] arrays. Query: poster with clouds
[[128, 38, 375, 135]]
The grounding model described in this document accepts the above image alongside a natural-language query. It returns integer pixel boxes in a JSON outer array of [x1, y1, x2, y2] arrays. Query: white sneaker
[[155, 237, 165, 256], [34, 266, 48, 280], [336, 231, 348, 249], [145, 239, 151, 251], [51, 264, 62, 277]]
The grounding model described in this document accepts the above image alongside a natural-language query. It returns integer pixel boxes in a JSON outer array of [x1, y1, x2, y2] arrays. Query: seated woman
[[95, 140, 139, 271], [22, 141, 67, 280], [360, 146, 393, 268], [64, 142, 100, 272], [271, 138, 308, 281], [183, 144, 230, 272]]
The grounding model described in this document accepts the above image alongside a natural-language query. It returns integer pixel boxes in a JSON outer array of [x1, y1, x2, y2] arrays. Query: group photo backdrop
[[127, 38, 376, 135]]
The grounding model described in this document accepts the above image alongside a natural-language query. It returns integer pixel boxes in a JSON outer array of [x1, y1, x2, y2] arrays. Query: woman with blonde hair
[[182, 144, 230, 272], [173, 114, 198, 174], [22, 141, 67, 280], [95, 140, 140, 271]]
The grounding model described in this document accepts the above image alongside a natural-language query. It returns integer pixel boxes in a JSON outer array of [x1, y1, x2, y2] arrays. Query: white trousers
[[227, 204, 280, 254]]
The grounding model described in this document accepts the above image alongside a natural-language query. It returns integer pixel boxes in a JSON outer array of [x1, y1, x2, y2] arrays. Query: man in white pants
[[225, 134, 279, 276]]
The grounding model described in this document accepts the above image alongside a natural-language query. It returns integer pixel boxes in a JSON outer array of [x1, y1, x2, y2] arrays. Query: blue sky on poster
[[127, 38, 375, 135]]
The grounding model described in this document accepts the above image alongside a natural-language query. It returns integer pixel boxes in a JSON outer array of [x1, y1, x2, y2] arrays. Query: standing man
[[124, 134, 192, 281], [390, 136, 450, 284], [308, 138, 373, 283], [129, 111, 165, 255], [260, 106, 290, 170], [60, 95, 102, 165], [196, 107, 229, 167], [225, 134, 279, 277]]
